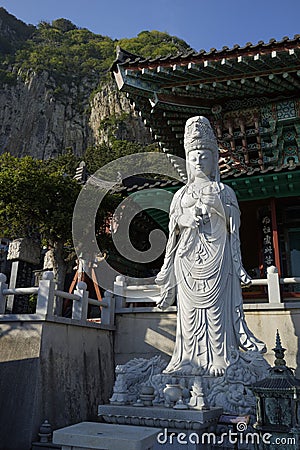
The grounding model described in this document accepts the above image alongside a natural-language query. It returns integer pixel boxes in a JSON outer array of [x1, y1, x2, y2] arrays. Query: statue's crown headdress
[[184, 116, 220, 181], [184, 116, 218, 153]]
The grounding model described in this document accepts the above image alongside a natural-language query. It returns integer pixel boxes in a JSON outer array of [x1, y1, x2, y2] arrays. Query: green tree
[[12, 25, 192, 87], [0, 153, 81, 292], [51, 18, 77, 33], [84, 140, 159, 176], [15, 23, 116, 83], [118, 30, 192, 58]]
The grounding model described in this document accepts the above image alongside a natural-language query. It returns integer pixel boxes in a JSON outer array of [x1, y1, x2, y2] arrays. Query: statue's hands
[[155, 274, 176, 310], [155, 297, 174, 310], [240, 269, 252, 286], [202, 185, 217, 207], [177, 214, 198, 229]]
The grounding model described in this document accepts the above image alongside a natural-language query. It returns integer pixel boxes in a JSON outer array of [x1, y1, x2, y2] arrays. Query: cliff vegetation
[[0, 8, 192, 160]]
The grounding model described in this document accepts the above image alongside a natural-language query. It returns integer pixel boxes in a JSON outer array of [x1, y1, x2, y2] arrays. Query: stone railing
[[0, 271, 115, 326], [1, 266, 299, 326], [113, 266, 300, 312], [114, 275, 161, 311], [249, 266, 300, 304]]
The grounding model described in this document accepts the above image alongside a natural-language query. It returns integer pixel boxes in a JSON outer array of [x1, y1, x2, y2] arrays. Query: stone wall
[[0, 318, 114, 450], [114, 307, 300, 377], [114, 310, 176, 365], [245, 306, 300, 377]]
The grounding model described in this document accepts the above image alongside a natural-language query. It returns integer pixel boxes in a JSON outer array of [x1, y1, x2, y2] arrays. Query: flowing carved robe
[[156, 182, 265, 374]]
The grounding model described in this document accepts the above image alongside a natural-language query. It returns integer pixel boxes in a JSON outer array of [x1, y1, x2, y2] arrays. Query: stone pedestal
[[53, 421, 162, 450], [110, 352, 270, 417], [6, 238, 40, 313], [98, 404, 222, 431], [99, 404, 222, 449]]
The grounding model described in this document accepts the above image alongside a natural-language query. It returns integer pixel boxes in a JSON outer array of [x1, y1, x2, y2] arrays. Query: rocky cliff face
[[0, 7, 34, 50], [0, 70, 92, 158], [89, 81, 152, 146], [0, 8, 192, 159], [0, 69, 152, 159]]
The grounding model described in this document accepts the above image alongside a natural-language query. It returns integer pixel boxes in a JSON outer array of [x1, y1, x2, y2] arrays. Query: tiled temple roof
[[112, 35, 300, 70], [88, 173, 182, 193], [111, 36, 300, 192]]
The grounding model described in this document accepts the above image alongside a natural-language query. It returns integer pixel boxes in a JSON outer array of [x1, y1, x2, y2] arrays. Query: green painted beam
[[130, 170, 300, 232], [225, 171, 300, 201]]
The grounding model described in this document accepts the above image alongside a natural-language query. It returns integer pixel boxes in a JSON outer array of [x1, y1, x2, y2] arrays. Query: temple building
[[111, 36, 300, 298]]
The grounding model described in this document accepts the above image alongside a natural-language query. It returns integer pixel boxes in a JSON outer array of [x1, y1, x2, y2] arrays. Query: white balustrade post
[[0, 273, 8, 314], [267, 266, 281, 303], [36, 271, 55, 316], [73, 281, 88, 322], [101, 291, 115, 326], [113, 275, 127, 310], [6, 261, 19, 313]]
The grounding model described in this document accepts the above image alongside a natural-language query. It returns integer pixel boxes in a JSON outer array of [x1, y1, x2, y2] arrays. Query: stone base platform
[[32, 444, 61, 450], [52, 407, 222, 450], [98, 404, 222, 431], [53, 421, 162, 450]]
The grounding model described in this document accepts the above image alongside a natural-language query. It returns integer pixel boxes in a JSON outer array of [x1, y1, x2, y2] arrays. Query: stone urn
[[163, 383, 182, 406], [140, 385, 155, 406]]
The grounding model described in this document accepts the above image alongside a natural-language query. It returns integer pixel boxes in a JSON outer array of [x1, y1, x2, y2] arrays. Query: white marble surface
[[99, 404, 222, 425], [53, 421, 162, 450], [156, 116, 266, 376]]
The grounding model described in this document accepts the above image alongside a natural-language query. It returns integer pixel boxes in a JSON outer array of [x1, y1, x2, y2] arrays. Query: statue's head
[[184, 116, 220, 182]]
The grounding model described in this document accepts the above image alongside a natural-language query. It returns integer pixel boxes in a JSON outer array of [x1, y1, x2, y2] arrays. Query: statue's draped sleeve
[[155, 184, 251, 310], [225, 185, 251, 285], [155, 187, 185, 309]]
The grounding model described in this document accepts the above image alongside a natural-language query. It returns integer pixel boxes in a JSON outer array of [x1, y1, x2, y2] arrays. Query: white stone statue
[[155, 116, 266, 376], [207, 348, 270, 415]]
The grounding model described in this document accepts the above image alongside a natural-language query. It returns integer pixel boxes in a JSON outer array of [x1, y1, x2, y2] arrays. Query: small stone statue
[[156, 116, 266, 376]]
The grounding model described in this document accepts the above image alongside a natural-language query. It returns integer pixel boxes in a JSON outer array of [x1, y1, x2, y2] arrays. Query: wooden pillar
[[270, 197, 281, 276]]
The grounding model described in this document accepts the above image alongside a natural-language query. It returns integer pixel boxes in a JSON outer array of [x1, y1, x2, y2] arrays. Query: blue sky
[[1, 0, 300, 51]]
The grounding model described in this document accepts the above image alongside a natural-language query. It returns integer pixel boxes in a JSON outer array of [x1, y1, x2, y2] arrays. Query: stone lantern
[[251, 330, 300, 449]]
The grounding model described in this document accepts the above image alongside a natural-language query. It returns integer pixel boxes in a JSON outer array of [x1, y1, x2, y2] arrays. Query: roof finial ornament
[[273, 329, 287, 367]]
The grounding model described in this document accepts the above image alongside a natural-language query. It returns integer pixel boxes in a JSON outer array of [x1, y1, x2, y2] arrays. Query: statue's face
[[188, 149, 213, 178]]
